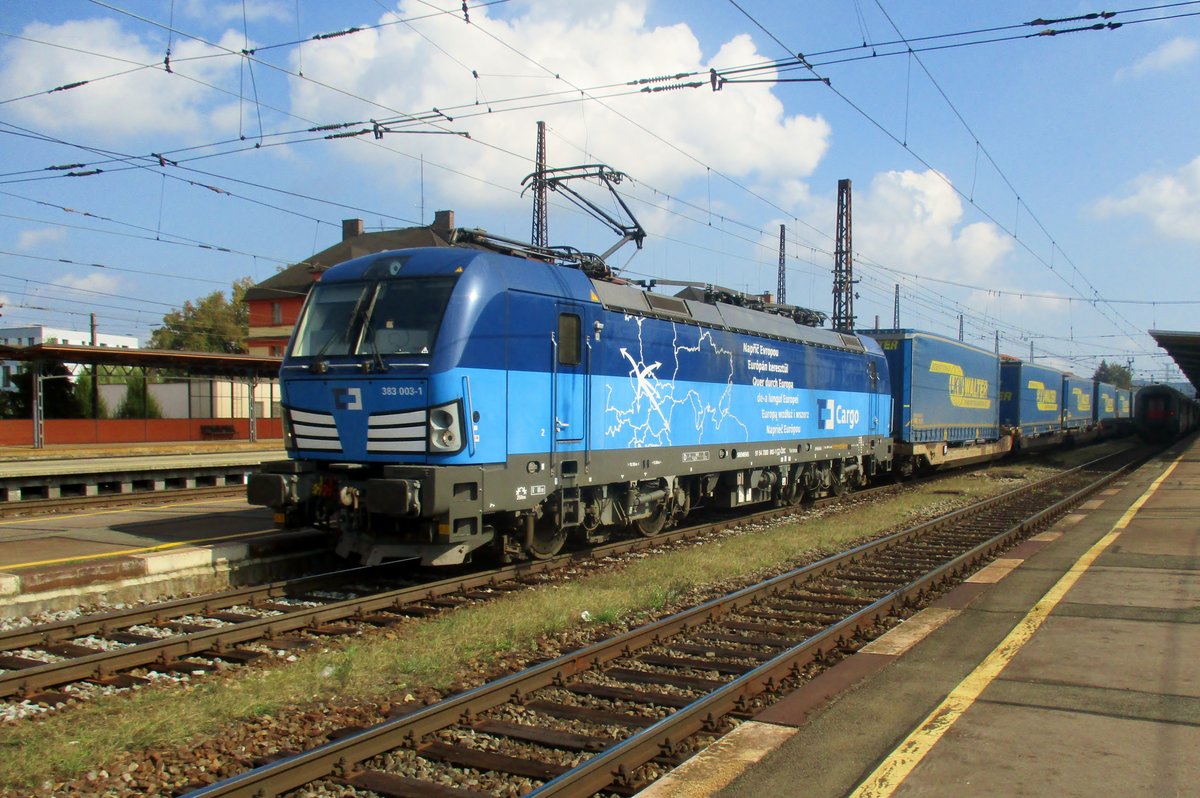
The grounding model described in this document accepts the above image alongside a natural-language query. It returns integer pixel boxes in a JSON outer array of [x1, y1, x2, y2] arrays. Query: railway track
[[0, 480, 905, 709], [177, 446, 1146, 798], [0, 484, 247, 518]]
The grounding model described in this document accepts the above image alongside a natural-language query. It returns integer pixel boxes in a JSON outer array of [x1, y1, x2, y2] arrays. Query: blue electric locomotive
[[248, 244, 894, 565]]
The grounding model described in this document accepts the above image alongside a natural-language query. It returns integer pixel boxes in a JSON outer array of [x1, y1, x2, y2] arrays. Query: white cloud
[[53, 272, 124, 295], [15, 228, 66, 251], [1115, 37, 1199, 80], [856, 169, 1013, 282], [181, 0, 291, 25], [287, 1, 830, 207], [0, 19, 245, 141], [1093, 155, 1200, 240]]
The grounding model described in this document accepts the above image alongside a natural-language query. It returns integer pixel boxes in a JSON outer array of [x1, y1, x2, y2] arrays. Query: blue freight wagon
[[1061, 375, 1095, 430], [1000, 359, 1063, 440], [1117, 388, 1133, 420], [1116, 388, 1134, 433], [1094, 382, 1119, 427], [862, 329, 1008, 471]]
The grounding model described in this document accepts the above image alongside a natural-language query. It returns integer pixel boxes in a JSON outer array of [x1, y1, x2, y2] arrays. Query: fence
[[0, 418, 282, 446]]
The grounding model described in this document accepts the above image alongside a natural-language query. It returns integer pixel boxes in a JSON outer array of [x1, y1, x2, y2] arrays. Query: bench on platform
[[200, 424, 237, 440]]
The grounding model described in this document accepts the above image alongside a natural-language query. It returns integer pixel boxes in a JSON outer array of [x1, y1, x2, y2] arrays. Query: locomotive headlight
[[428, 400, 465, 453], [282, 414, 297, 451]]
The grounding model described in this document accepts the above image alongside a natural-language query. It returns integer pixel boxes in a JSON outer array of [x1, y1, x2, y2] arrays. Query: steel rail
[[0, 484, 247, 518], [180, 448, 1143, 798], [0, 481, 904, 701], [0, 557, 387, 652], [529, 451, 1139, 796]]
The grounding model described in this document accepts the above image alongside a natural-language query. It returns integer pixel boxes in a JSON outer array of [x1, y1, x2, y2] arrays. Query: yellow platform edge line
[[848, 451, 1185, 798], [0, 526, 279, 571]]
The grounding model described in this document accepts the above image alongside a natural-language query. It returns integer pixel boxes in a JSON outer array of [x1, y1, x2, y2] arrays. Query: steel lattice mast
[[832, 179, 855, 331], [777, 224, 786, 304], [531, 121, 548, 248]]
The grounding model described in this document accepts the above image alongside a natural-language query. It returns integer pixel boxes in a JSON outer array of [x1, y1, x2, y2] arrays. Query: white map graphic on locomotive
[[604, 315, 747, 446], [601, 314, 874, 449]]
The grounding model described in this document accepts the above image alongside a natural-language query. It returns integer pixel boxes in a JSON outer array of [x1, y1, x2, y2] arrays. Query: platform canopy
[[0, 343, 281, 379], [0, 344, 283, 448], [1149, 330, 1200, 390]]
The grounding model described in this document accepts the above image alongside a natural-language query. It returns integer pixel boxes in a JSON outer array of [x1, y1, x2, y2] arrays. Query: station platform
[[0, 439, 281, 463], [0, 440, 331, 618], [0, 440, 284, 496], [645, 434, 1200, 798]]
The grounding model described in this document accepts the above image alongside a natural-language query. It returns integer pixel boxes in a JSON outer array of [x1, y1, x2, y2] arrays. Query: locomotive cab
[[249, 249, 501, 565]]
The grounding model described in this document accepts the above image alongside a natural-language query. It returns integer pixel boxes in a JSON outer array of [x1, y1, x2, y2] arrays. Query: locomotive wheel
[[527, 516, 567, 559], [636, 504, 668, 536], [778, 475, 804, 506]]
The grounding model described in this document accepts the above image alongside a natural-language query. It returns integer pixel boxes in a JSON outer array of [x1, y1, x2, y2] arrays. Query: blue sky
[[1, 1, 1198, 382]]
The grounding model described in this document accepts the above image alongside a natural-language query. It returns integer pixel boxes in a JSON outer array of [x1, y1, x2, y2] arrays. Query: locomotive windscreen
[[290, 277, 457, 358]]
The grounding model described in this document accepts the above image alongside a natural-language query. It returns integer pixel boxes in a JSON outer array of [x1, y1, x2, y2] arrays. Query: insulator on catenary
[[312, 27, 361, 41], [50, 80, 88, 93], [641, 81, 705, 93], [629, 72, 691, 86]]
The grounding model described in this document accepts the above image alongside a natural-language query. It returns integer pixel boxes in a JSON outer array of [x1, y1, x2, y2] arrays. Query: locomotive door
[[868, 360, 881, 435], [552, 306, 587, 447]]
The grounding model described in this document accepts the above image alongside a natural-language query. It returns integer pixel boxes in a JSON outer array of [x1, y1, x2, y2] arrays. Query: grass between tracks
[[0, 445, 1125, 789]]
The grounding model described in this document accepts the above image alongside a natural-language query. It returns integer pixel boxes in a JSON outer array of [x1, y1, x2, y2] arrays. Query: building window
[[272, 302, 283, 325], [269, 345, 283, 356]]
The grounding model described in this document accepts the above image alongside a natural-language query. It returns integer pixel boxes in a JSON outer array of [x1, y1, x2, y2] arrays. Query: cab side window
[[558, 313, 581, 366]]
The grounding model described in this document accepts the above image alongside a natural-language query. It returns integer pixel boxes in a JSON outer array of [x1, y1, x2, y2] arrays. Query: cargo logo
[[1102, 395, 1115, 413], [930, 360, 991, 410], [1072, 387, 1092, 412], [1027, 381, 1058, 412], [818, 398, 861, 430], [333, 387, 363, 411]]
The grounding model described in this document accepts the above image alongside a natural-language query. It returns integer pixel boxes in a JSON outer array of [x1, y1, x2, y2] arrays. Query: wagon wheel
[[527, 516, 567, 559], [635, 502, 669, 537]]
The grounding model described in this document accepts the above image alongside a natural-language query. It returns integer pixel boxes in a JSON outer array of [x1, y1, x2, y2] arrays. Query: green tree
[[1093, 360, 1133, 390], [148, 277, 253, 353], [0, 361, 88, 419], [73, 371, 111, 419], [114, 373, 163, 419]]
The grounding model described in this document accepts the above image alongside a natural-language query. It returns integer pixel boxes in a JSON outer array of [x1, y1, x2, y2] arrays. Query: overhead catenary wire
[[722, 0, 1164, 361], [7, 1, 1190, 362]]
